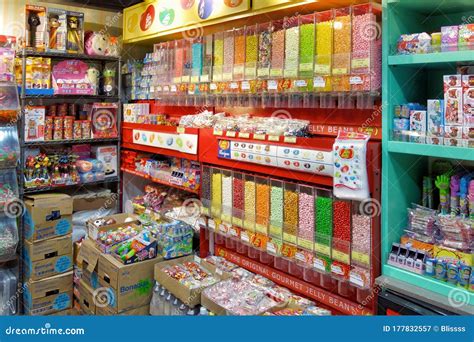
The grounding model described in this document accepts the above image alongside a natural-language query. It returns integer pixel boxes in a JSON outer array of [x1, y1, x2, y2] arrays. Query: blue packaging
[[393, 118, 410, 131], [458, 264, 471, 288], [435, 260, 447, 280], [447, 263, 459, 285]]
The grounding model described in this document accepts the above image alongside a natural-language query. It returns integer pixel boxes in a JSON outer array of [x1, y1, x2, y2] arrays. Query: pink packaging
[[444, 87, 463, 125], [71, 144, 91, 160], [463, 127, 474, 139], [463, 87, 474, 121], [441, 25, 459, 52], [443, 75, 462, 90], [461, 74, 474, 87]]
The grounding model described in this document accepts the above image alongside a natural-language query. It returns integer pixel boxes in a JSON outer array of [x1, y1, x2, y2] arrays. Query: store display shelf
[[22, 176, 119, 194], [388, 50, 474, 68], [23, 137, 119, 147], [216, 246, 373, 316], [122, 142, 200, 162], [19, 49, 120, 62], [122, 122, 199, 135], [383, 264, 474, 306], [121, 167, 200, 194], [21, 94, 119, 101], [387, 141, 473, 161]]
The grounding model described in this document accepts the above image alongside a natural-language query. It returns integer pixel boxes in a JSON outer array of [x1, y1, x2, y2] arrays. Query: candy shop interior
[[0, 0, 471, 319]]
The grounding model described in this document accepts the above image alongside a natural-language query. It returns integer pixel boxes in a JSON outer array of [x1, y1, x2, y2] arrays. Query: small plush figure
[[84, 31, 109, 56]]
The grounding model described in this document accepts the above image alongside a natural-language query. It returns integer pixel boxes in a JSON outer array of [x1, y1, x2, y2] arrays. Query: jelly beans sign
[[333, 132, 370, 200]]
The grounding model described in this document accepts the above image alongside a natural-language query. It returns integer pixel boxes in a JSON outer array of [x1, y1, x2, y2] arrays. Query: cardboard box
[[78, 279, 96, 315], [444, 87, 463, 126], [24, 235, 72, 281], [91, 145, 118, 178], [154, 256, 230, 308], [48, 308, 77, 315], [24, 106, 45, 142], [24, 193, 73, 242], [86, 213, 140, 241], [96, 304, 150, 316], [98, 254, 162, 313], [73, 191, 118, 212], [24, 272, 73, 316], [73, 241, 80, 266], [76, 239, 100, 289]]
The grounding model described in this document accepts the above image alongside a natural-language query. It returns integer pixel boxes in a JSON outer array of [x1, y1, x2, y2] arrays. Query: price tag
[[223, 73, 233, 81], [332, 68, 347, 75], [163, 86, 170, 92], [253, 134, 265, 140], [170, 85, 177, 92], [267, 80, 278, 90], [295, 80, 307, 87], [283, 136, 297, 144], [181, 75, 190, 83], [350, 76, 363, 85], [268, 135, 279, 142], [330, 264, 344, 276], [298, 239, 313, 250], [172, 77, 181, 83], [352, 58, 370, 69], [213, 129, 223, 136], [241, 81, 250, 90], [226, 131, 236, 137], [313, 257, 326, 272], [295, 252, 306, 263], [313, 76, 326, 88], [267, 242, 277, 254], [210, 83, 217, 90], [352, 251, 370, 266], [241, 231, 250, 243], [350, 271, 365, 288], [283, 233, 297, 245], [191, 76, 200, 83], [314, 243, 331, 256], [229, 227, 239, 237], [238, 132, 250, 139], [284, 69, 297, 78], [194, 255, 202, 264], [332, 250, 350, 264], [232, 217, 243, 227], [219, 224, 228, 234], [156, 86, 162, 92], [230, 82, 239, 89], [233, 65, 244, 75], [177, 127, 185, 134], [245, 68, 256, 78], [270, 69, 283, 77], [200, 75, 209, 82]]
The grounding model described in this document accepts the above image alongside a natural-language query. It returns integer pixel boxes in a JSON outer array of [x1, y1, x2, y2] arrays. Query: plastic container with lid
[[213, 32, 224, 82], [298, 13, 316, 79], [284, 16, 300, 79], [223, 29, 235, 82], [0, 126, 20, 169], [0, 268, 17, 315], [233, 27, 246, 81], [257, 21, 272, 79], [0, 217, 18, 262], [245, 24, 258, 81]]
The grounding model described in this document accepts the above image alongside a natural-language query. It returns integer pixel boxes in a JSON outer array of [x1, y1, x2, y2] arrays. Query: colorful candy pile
[[163, 261, 219, 289]]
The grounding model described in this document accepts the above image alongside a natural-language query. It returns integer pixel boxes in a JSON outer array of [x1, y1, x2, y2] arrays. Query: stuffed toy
[[86, 66, 100, 94], [84, 31, 109, 56]]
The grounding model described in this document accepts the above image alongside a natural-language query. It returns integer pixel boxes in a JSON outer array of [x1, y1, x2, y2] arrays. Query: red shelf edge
[[121, 167, 200, 195], [215, 246, 373, 316], [121, 142, 200, 161]]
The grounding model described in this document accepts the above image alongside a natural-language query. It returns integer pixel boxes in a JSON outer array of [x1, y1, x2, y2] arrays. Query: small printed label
[[258, 68, 270, 77], [352, 58, 370, 69], [284, 69, 298, 78], [234, 66, 244, 75], [55, 219, 71, 236], [299, 63, 313, 72], [53, 293, 71, 311], [163, 86, 170, 92], [245, 67, 257, 77], [283, 233, 297, 245], [332, 250, 350, 264], [241, 81, 250, 90], [349, 76, 363, 85], [241, 231, 250, 243], [223, 73, 233, 81], [232, 217, 243, 226], [283, 136, 297, 144], [298, 239, 313, 250], [350, 271, 365, 288], [270, 69, 283, 77], [226, 131, 236, 137], [219, 224, 228, 234], [238, 132, 250, 139], [314, 257, 326, 272], [229, 227, 239, 237], [295, 252, 306, 263], [177, 127, 185, 134], [230, 82, 239, 89], [216, 268, 223, 276], [170, 85, 177, 92], [213, 129, 223, 136], [268, 135, 279, 142], [191, 76, 200, 83], [332, 68, 348, 75], [330, 264, 344, 275], [267, 80, 278, 90], [172, 77, 181, 84], [295, 80, 308, 87], [267, 242, 277, 254], [314, 64, 330, 75], [314, 243, 331, 256], [210, 83, 217, 90], [351, 251, 370, 266], [54, 256, 72, 273], [156, 86, 162, 92], [181, 75, 190, 83], [253, 134, 265, 140], [201, 74, 210, 82]]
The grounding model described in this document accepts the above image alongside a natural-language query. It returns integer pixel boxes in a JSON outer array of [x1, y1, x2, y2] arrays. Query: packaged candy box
[[444, 87, 463, 125], [458, 24, 474, 51], [427, 100, 444, 137], [397, 33, 431, 54], [441, 25, 459, 52]]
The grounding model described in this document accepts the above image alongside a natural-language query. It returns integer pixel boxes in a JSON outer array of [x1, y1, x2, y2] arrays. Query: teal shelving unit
[[382, 0, 474, 306]]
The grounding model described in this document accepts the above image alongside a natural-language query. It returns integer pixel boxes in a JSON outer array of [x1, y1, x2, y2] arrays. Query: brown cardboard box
[[48, 309, 78, 315], [76, 239, 101, 289], [24, 235, 72, 281], [96, 304, 150, 316], [97, 254, 162, 313], [24, 272, 73, 316], [154, 256, 230, 308], [73, 241, 81, 267], [24, 193, 73, 242], [86, 213, 140, 241], [78, 279, 96, 315], [73, 191, 118, 212]]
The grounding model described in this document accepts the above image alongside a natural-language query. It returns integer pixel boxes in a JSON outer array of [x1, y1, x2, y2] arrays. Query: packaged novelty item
[[24, 106, 45, 142], [47, 8, 67, 52], [427, 100, 444, 136], [458, 24, 474, 51], [397, 33, 431, 54], [90, 103, 118, 139], [84, 31, 109, 56], [333, 132, 370, 200], [91, 145, 118, 178], [0, 126, 20, 168], [25, 5, 47, 51], [66, 11, 84, 54], [52, 60, 94, 95], [441, 25, 459, 52]]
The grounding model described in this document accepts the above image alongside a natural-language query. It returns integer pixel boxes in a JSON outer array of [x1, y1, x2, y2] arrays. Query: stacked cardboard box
[[23, 194, 74, 315], [74, 213, 162, 315]]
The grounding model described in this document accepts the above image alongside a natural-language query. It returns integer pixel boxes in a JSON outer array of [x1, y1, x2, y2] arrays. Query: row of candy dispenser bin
[[141, 3, 381, 109], [201, 166, 373, 304]]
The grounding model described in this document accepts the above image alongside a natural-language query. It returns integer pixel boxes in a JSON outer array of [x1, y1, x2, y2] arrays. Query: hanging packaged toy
[[333, 132, 370, 200]]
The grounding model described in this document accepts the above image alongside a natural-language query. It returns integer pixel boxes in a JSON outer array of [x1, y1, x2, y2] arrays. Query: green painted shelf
[[383, 265, 474, 306], [387, 141, 474, 161], [388, 50, 474, 68]]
